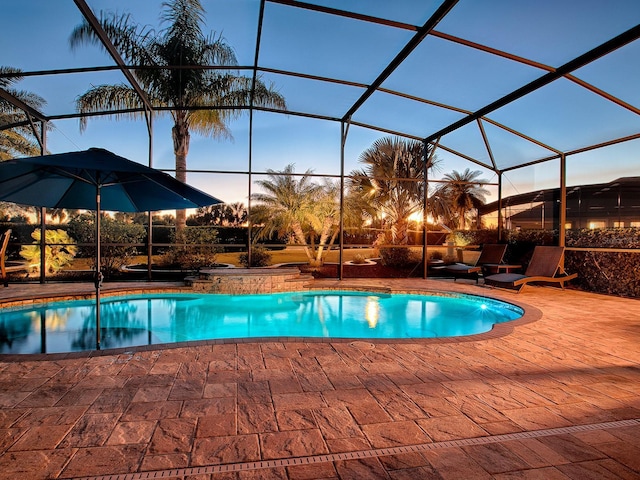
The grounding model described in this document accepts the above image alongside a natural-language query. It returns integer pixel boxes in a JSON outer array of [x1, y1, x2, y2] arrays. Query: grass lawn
[[64, 246, 380, 270], [216, 246, 383, 266], [64, 245, 462, 270]]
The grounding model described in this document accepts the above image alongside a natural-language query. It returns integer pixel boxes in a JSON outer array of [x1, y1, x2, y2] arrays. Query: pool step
[[185, 268, 314, 294]]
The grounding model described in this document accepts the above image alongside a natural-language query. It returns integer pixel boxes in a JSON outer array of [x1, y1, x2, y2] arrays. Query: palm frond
[[75, 84, 147, 131], [0, 67, 23, 89]]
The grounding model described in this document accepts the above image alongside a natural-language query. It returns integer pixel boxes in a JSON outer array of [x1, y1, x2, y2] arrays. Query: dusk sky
[[2, 0, 640, 207]]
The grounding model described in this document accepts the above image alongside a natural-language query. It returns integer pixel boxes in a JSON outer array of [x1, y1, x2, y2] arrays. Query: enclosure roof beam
[[250, 0, 267, 108], [73, 0, 154, 117], [430, 30, 640, 116], [423, 23, 640, 144], [267, 0, 419, 31], [341, 0, 459, 121], [0, 88, 48, 123]]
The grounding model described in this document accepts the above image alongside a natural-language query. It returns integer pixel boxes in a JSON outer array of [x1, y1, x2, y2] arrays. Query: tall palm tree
[[437, 168, 490, 229], [349, 136, 439, 245], [1, 67, 55, 222], [69, 0, 286, 228], [0, 67, 47, 160], [251, 165, 339, 266]]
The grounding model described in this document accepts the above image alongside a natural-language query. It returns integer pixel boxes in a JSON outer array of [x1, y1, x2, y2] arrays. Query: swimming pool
[[0, 290, 524, 354]]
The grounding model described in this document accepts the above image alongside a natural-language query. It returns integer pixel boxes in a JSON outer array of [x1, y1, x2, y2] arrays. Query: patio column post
[[497, 173, 503, 242], [559, 153, 567, 248], [40, 121, 47, 284], [339, 120, 348, 280], [422, 141, 429, 279], [147, 112, 153, 281], [422, 138, 439, 279], [248, 109, 254, 268], [95, 183, 102, 350]]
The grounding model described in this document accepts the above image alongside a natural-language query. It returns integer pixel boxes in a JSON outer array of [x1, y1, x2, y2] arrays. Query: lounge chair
[[1, 229, 31, 287], [444, 244, 507, 283], [484, 245, 577, 293]]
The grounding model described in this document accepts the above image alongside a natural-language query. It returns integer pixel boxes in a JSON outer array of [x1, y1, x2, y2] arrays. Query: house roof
[[479, 177, 640, 215]]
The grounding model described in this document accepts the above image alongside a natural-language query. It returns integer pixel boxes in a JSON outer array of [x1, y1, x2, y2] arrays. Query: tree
[[67, 213, 146, 277], [436, 168, 490, 229], [69, 0, 286, 229], [0, 66, 47, 160], [425, 183, 455, 229], [48, 208, 79, 224], [188, 202, 247, 226], [349, 136, 439, 245], [251, 165, 339, 266]]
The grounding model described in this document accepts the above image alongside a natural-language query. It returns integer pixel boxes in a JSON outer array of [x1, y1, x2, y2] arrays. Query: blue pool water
[[0, 291, 523, 354]]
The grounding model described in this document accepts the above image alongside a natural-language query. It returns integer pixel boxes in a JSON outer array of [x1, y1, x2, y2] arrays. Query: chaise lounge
[[444, 243, 507, 283], [484, 245, 577, 293]]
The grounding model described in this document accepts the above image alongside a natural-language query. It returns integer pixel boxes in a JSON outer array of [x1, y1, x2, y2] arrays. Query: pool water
[[0, 291, 523, 354]]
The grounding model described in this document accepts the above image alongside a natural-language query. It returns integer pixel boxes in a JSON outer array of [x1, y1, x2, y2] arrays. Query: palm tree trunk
[[394, 218, 409, 245], [172, 115, 190, 231], [292, 223, 313, 263], [458, 208, 466, 230], [314, 217, 335, 264]]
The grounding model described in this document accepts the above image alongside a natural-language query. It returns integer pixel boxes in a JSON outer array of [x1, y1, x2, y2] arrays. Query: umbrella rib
[[46, 167, 100, 209], [103, 173, 197, 208], [0, 169, 44, 198]]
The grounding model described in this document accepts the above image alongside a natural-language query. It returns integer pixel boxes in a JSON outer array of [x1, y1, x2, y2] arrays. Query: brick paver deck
[[0, 278, 638, 479]]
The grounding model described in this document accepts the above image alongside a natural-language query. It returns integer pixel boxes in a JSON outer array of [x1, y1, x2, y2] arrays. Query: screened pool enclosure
[[1, 0, 640, 292]]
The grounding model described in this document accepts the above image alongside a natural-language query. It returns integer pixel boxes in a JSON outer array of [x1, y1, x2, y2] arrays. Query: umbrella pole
[[95, 186, 102, 350]]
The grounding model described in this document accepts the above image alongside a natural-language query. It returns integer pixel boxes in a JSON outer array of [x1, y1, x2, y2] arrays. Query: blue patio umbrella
[[0, 148, 223, 349]]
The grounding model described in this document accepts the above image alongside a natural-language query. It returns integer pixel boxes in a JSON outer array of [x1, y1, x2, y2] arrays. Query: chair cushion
[[484, 273, 527, 284]]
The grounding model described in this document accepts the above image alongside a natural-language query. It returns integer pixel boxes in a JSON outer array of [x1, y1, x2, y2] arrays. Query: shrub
[[239, 246, 272, 267], [429, 250, 443, 260], [379, 246, 416, 268], [504, 229, 558, 264], [505, 228, 639, 297], [450, 229, 499, 247], [445, 232, 470, 247], [68, 215, 146, 277], [162, 226, 222, 270], [20, 229, 77, 274], [564, 228, 640, 297], [352, 253, 367, 264]]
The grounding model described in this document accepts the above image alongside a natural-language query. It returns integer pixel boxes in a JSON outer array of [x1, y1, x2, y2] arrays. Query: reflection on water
[[0, 298, 149, 354], [0, 291, 523, 354], [366, 296, 380, 328]]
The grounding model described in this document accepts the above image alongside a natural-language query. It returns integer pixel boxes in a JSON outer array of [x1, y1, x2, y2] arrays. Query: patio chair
[[444, 244, 507, 283], [1, 229, 31, 287], [484, 245, 577, 293]]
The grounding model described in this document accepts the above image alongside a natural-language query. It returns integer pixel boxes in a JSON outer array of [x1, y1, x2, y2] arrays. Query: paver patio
[[0, 278, 638, 479]]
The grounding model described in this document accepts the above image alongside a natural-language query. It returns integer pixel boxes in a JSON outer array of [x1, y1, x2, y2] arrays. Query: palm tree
[[0, 67, 47, 160], [349, 136, 439, 245], [1, 67, 55, 222], [437, 168, 490, 229], [425, 183, 454, 228], [225, 202, 247, 226], [69, 0, 286, 228], [251, 165, 339, 266], [48, 208, 68, 224], [189, 202, 247, 226]]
